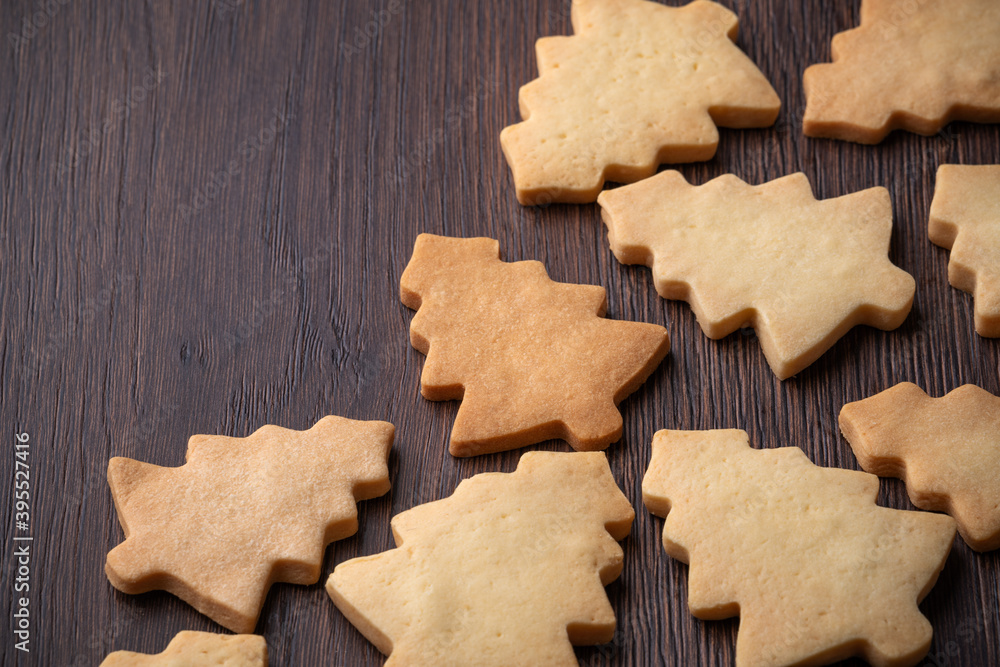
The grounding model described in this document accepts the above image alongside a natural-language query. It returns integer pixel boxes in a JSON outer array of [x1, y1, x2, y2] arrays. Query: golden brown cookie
[[803, 0, 1000, 143], [928, 164, 1000, 337], [400, 233, 670, 456], [840, 382, 1000, 552], [643, 429, 956, 667], [106, 416, 393, 633], [500, 0, 779, 204], [100, 632, 267, 666], [327, 451, 634, 666], [598, 171, 914, 379]]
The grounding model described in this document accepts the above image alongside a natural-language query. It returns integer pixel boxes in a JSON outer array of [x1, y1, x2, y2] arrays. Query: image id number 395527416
[[12, 431, 31, 653]]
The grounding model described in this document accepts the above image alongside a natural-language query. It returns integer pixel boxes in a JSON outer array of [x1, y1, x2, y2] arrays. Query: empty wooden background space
[[1, 0, 998, 665]]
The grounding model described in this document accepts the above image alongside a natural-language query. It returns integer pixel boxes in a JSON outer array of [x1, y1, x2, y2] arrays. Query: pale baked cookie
[[803, 0, 1000, 143], [327, 451, 634, 666], [642, 429, 956, 667], [840, 382, 1000, 552], [100, 632, 266, 666], [105, 416, 393, 633], [400, 233, 670, 456], [598, 171, 914, 379], [500, 0, 779, 205], [928, 164, 1000, 337]]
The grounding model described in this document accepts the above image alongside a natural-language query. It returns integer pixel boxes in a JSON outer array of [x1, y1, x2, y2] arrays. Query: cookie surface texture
[[400, 233, 670, 456], [500, 0, 779, 204], [105, 416, 393, 633], [327, 451, 634, 667], [100, 631, 267, 667], [928, 164, 1000, 337], [803, 0, 1000, 143], [598, 171, 914, 379], [840, 382, 1000, 552], [642, 429, 956, 667]]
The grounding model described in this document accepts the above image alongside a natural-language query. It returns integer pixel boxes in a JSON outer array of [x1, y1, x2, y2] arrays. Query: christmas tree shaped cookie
[[401, 234, 670, 456], [500, 0, 779, 204], [101, 632, 267, 666], [327, 451, 634, 666], [643, 429, 956, 667], [803, 0, 1000, 143], [928, 164, 1000, 337], [105, 416, 393, 633], [840, 382, 1000, 552], [598, 171, 915, 379]]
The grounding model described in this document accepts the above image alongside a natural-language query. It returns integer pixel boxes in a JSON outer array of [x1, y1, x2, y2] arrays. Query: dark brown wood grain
[[1, 0, 998, 665]]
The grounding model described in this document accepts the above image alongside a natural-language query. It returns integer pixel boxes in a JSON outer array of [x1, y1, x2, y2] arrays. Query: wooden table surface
[[2, 0, 998, 665]]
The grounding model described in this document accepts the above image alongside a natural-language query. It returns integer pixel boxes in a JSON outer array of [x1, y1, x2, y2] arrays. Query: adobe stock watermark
[[6, 0, 73, 50], [56, 67, 168, 178], [921, 603, 997, 666], [384, 74, 502, 193], [339, 0, 403, 62], [66, 607, 140, 666], [11, 432, 32, 653], [25, 272, 134, 373], [542, 0, 572, 27], [178, 106, 294, 222], [527, 119, 790, 212], [900, 125, 956, 182], [672, 0, 750, 66], [592, 626, 628, 659], [871, 0, 933, 39], [221, 237, 335, 349], [211, 0, 246, 17], [64, 400, 178, 512]]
